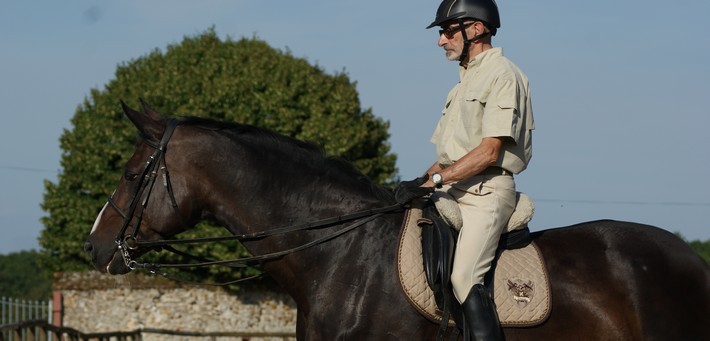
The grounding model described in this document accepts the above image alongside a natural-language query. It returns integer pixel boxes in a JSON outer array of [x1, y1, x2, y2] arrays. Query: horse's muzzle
[[84, 238, 131, 274]]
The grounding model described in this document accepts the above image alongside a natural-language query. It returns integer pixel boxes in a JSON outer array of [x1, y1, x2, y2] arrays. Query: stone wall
[[54, 272, 297, 340]]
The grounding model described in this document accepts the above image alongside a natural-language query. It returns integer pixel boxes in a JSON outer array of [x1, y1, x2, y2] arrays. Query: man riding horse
[[395, 0, 534, 339]]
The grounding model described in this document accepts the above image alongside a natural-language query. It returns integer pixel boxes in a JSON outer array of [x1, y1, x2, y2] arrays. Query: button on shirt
[[431, 47, 534, 174]]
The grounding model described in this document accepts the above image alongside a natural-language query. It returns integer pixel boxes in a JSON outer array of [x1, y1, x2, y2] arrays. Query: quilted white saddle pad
[[397, 203, 551, 327]]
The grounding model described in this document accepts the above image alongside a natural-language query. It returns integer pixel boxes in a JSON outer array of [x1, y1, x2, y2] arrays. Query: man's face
[[437, 21, 475, 61]]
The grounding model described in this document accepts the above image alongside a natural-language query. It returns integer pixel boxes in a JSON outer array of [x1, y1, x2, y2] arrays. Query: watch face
[[433, 173, 442, 184]]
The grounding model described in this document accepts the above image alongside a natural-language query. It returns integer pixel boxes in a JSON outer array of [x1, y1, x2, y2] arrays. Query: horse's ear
[[120, 100, 165, 143], [139, 98, 161, 119]]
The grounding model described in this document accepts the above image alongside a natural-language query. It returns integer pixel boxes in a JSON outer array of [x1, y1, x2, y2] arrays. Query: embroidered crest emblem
[[507, 279, 535, 308]]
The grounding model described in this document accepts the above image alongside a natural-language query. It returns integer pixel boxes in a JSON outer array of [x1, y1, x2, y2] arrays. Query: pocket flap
[[465, 87, 491, 103]]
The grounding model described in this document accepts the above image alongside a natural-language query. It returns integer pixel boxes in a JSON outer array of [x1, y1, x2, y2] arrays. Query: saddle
[[397, 192, 551, 335]]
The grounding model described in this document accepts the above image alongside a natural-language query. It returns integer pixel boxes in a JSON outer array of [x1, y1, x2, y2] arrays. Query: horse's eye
[[124, 172, 139, 181]]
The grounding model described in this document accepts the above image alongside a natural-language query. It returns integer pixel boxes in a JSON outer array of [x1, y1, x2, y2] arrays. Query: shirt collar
[[459, 47, 504, 77]]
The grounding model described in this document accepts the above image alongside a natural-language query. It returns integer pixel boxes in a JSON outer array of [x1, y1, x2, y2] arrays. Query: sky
[[1, 0, 708, 255]]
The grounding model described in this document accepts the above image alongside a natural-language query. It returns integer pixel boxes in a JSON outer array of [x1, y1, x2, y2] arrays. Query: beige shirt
[[431, 47, 534, 174]]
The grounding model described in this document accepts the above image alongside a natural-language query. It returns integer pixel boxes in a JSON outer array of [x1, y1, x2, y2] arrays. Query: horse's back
[[508, 220, 709, 340]]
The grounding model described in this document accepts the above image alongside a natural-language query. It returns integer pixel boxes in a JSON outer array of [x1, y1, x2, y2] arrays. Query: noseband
[[108, 119, 184, 269]]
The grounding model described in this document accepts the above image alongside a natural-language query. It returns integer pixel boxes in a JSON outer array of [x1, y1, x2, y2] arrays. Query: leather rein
[[108, 119, 403, 285]]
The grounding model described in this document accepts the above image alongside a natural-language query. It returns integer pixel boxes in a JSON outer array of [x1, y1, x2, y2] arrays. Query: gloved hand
[[393, 177, 434, 205]]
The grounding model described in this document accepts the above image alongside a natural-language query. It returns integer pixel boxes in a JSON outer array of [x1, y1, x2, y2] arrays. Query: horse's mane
[[179, 116, 395, 203]]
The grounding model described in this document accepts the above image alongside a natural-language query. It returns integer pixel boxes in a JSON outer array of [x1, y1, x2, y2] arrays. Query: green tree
[[676, 232, 710, 264], [0, 251, 52, 299], [39, 29, 397, 284], [688, 239, 710, 263]]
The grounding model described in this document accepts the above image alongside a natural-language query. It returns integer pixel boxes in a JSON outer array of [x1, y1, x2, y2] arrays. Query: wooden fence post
[[52, 291, 63, 327]]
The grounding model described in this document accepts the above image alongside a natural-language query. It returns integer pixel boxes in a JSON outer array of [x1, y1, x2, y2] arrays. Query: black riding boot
[[461, 284, 504, 341]]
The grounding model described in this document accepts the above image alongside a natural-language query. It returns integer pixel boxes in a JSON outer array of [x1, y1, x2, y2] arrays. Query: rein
[[126, 208, 400, 284], [108, 118, 403, 285]]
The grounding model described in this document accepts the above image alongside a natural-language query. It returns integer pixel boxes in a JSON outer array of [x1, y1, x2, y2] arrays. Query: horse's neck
[[208, 147, 382, 229], [199, 154, 381, 231], [190, 130, 395, 273], [214, 181, 380, 235], [199, 156, 398, 292]]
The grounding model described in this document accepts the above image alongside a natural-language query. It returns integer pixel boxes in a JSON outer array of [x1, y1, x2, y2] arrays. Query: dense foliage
[[39, 29, 397, 285], [0, 251, 52, 299], [682, 236, 710, 264]]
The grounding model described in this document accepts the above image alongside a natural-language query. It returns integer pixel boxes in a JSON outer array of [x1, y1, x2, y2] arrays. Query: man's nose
[[438, 34, 448, 47]]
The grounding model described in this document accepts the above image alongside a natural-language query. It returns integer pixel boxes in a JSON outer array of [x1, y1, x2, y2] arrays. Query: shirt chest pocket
[[459, 87, 490, 127], [464, 87, 490, 104]]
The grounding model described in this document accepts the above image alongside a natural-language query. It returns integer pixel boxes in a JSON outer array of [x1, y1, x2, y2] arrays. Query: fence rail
[[1, 320, 295, 341]]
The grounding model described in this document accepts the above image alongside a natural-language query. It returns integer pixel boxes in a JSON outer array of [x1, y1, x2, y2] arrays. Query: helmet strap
[[457, 20, 493, 67]]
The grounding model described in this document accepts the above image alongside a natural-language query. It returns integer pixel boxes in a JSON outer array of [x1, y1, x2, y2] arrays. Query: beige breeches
[[441, 174, 516, 302]]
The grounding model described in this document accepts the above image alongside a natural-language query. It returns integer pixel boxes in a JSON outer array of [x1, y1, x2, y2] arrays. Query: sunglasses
[[438, 22, 475, 39]]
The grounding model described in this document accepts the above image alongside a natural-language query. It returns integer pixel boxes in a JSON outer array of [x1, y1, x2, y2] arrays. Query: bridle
[[106, 118, 403, 285], [107, 119, 183, 269]]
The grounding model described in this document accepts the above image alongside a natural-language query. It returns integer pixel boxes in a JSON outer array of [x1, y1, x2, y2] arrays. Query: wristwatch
[[431, 172, 443, 189]]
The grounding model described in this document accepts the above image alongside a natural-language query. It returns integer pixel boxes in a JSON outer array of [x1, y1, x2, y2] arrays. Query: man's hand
[[393, 177, 434, 205]]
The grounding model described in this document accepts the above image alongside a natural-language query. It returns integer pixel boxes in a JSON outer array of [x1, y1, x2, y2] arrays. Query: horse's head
[[85, 101, 196, 274]]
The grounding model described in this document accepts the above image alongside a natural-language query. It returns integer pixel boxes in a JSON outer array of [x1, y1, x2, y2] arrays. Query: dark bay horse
[[85, 102, 710, 340]]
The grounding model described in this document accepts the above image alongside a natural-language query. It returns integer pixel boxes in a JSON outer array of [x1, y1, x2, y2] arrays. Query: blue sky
[[1, 0, 708, 254]]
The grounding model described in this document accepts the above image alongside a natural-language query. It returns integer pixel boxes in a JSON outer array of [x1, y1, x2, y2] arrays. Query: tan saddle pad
[[397, 204, 552, 327]]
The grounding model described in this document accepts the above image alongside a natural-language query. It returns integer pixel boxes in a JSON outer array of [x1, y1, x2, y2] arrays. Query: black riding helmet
[[427, 0, 501, 66], [426, 0, 500, 35]]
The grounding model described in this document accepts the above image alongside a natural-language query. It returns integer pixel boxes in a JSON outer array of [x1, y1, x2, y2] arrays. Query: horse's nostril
[[84, 242, 93, 253]]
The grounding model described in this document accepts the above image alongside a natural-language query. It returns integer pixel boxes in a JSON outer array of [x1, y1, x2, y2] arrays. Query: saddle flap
[[418, 205, 457, 311]]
